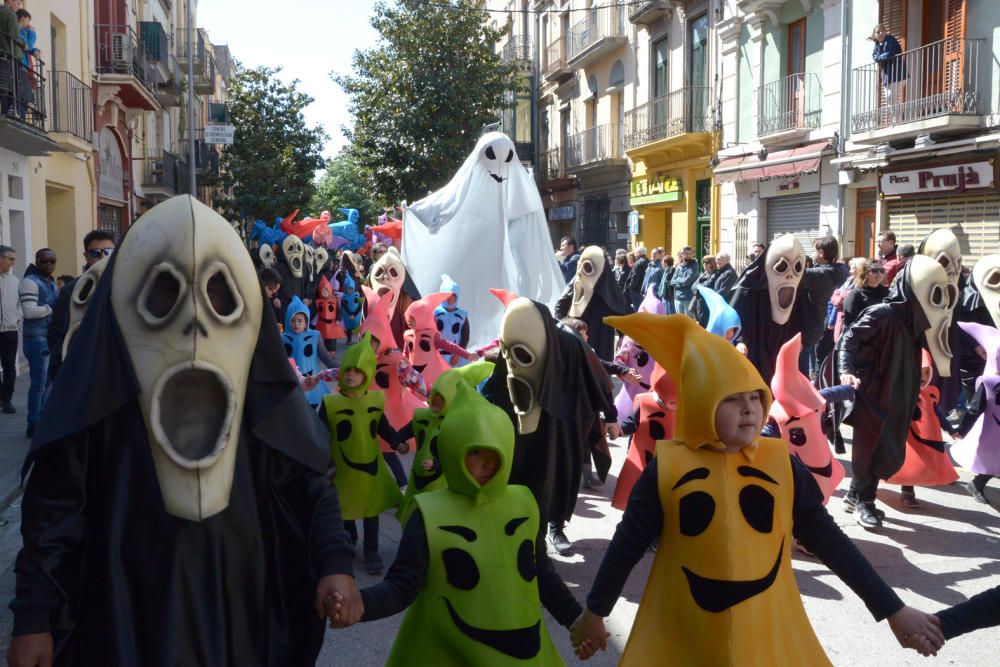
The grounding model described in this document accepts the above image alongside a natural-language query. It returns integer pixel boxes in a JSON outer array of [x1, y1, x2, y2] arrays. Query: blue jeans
[[675, 298, 692, 318], [22, 335, 49, 425]]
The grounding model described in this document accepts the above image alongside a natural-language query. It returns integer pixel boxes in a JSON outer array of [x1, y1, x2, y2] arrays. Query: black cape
[[275, 242, 304, 302], [482, 302, 615, 526], [729, 248, 800, 385], [554, 267, 630, 361], [836, 262, 927, 483], [12, 247, 354, 666]]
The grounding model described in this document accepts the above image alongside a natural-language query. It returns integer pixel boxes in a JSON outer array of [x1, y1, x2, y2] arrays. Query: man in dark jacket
[[558, 236, 581, 284], [795, 236, 840, 379], [712, 252, 738, 301], [872, 24, 906, 120], [668, 246, 698, 316], [625, 247, 649, 310]]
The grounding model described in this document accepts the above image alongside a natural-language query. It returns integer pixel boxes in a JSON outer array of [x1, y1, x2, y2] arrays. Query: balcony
[[176, 28, 206, 76], [757, 72, 821, 144], [629, 0, 673, 27], [501, 35, 533, 66], [543, 38, 573, 83], [0, 37, 56, 155], [213, 44, 234, 83], [851, 38, 982, 144], [194, 55, 215, 94], [567, 4, 627, 68], [624, 87, 712, 152], [154, 54, 183, 107], [142, 149, 179, 199], [95, 25, 159, 111], [565, 124, 627, 174], [50, 71, 92, 152]]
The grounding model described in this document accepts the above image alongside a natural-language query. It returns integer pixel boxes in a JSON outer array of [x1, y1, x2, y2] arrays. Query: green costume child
[[397, 361, 495, 526], [359, 391, 570, 666]]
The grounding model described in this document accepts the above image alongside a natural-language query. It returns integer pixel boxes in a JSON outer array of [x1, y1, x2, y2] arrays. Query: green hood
[[438, 392, 513, 503], [430, 361, 495, 415], [339, 332, 376, 395]]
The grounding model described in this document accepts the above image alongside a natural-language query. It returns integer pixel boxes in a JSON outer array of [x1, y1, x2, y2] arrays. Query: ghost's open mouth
[[572, 281, 586, 305], [150, 362, 235, 468], [682, 537, 784, 612], [936, 322, 951, 357], [489, 172, 505, 183], [377, 286, 391, 297], [443, 597, 540, 659], [507, 375, 535, 414], [413, 364, 427, 373], [291, 258, 302, 273], [776, 285, 796, 310]]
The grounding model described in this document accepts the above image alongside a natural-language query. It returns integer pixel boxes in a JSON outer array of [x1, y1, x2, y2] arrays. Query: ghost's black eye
[[336, 420, 352, 441], [740, 485, 774, 533], [145, 268, 182, 321], [375, 370, 390, 389], [581, 260, 595, 275], [772, 258, 789, 274], [930, 285, 945, 307], [994, 386, 1000, 406], [510, 344, 535, 367], [679, 491, 715, 536], [419, 339, 432, 352], [793, 260, 804, 274], [442, 548, 480, 590], [517, 539, 536, 581], [389, 267, 400, 279], [636, 350, 649, 367], [436, 319, 444, 331], [73, 275, 96, 305], [788, 427, 806, 447], [485, 145, 497, 160], [206, 271, 238, 318], [938, 254, 951, 269], [947, 284, 958, 309], [304, 343, 314, 357], [452, 322, 461, 335], [648, 418, 665, 441], [984, 268, 1000, 288], [506, 149, 514, 163]]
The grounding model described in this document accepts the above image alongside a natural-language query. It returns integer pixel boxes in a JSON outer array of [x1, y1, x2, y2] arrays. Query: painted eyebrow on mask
[[737, 466, 778, 484], [505, 517, 530, 535], [367, 407, 381, 413], [335, 409, 354, 415], [672, 467, 710, 490], [784, 415, 801, 425], [440, 526, 477, 542]]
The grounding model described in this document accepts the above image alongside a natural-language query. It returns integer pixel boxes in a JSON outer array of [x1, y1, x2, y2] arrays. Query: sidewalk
[[0, 380, 31, 512]]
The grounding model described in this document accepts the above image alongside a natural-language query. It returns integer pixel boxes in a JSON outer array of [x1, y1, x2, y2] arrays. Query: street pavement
[[0, 374, 997, 664]]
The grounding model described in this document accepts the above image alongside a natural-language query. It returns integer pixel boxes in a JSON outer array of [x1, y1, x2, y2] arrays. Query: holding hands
[[570, 609, 610, 661], [887, 605, 945, 657], [315, 574, 364, 629]]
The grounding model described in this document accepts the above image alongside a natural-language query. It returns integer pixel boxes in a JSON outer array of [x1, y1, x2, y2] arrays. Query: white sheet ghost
[[403, 132, 564, 348]]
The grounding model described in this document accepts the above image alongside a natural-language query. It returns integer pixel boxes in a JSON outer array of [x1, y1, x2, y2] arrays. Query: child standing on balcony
[[15, 9, 38, 120], [16, 9, 38, 69]]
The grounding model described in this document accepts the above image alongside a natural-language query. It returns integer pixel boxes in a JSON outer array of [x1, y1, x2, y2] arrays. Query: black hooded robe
[[9, 251, 354, 667], [837, 263, 926, 496], [554, 268, 630, 361]]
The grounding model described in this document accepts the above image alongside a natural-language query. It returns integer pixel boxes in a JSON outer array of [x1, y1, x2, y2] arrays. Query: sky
[[197, 0, 380, 162]]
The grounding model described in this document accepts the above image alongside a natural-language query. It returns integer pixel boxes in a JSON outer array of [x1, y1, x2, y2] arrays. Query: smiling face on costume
[[370, 248, 406, 312], [478, 133, 517, 184], [972, 254, 1000, 328], [281, 235, 305, 278], [764, 235, 805, 325], [569, 246, 606, 318]]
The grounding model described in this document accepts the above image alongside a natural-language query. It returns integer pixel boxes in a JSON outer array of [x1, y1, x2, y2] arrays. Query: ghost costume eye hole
[[739, 485, 775, 533], [581, 260, 596, 276], [983, 268, 1000, 288], [506, 149, 514, 163], [937, 254, 951, 270], [509, 344, 535, 368], [138, 263, 186, 327], [201, 263, 245, 323], [73, 274, 97, 305], [793, 260, 804, 274], [485, 145, 497, 160], [388, 267, 400, 280], [929, 285, 946, 308], [772, 258, 789, 274], [679, 491, 715, 536], [788, 427, 807, 446], [373, 268, 384, 281], [947, 285, 958, 309], [442, 548, 480, 590]]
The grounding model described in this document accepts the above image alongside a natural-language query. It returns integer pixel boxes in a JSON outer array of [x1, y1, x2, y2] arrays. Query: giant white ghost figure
[[403, 132, 564, 348]]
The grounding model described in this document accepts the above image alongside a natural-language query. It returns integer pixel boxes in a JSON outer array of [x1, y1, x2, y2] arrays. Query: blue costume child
[[282, 296, 333, 406], [340, 273, 365, 341], [433, 274, 470, 367]]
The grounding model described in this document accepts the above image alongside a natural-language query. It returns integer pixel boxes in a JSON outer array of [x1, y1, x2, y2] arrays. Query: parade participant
[[402, 291, 478, 385], [340, 273, 365, 343], [574, 313, 945, 663], [554, 245, 630, 361], [398, 360, 495, 526], [935, 585, 1000, 640], [8, 196, 361, 667], [611, 330, 655, 424], [950, 321, 1000, 503], [696, 284, 741, 342], [302, 244, 317, 304], [919, 229, 965, 415], [315, 246, 333, 282], [314, 275, 345, 353], [320, 333, 406, 576], [369, 246, 421, 346], [355, 393, 578, 666], [483, 295, 615, 556], [975, 254, 1000, 327], [275, 234, 306, 302], [730, 234, 807, 385], [838, 256, 954, 529], [282, 295, 333, 407], [59, 256, 110, 360], [258, 267, 284, 324], [434, 274, 471, 366]]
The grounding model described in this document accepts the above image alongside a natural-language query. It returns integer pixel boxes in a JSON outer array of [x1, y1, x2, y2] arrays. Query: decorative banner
[[880, 160, 995, 197], [758, 171, 820, 198]]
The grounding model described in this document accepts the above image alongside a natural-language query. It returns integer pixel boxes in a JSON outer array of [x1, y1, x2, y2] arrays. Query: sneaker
[[582, 471, 603, 490], [25, 423, 35, 438], [964, 481, 989, 504], [900, 491, 920, 508], [1, 401, 14, 414], [844, 493, 884, 518], [364, 552, 384, 575], [857, 502, 883, 529], [547, 524, 573, 556], [833, 432, 846, 455]]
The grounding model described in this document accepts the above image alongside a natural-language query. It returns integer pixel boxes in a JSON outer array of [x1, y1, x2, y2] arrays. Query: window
[[653, 37, 668, 98], [787, 18, 805, 76], [209, 102, 227, 123], [688, 14, 709, 118]]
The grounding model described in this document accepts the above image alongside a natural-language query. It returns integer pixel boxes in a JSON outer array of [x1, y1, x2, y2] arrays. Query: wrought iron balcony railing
[[143, 149, 179, 192], [0, 34, 47, 132], [623, 87, 712, 150], [95, 24, 158, 96], [565, 124, 624, 169], [539, 147, 562, 181], [501, 35, 533, 63], [50, 70, 91, 141], [757, 72, 821, 137], [568, 3, 626, 62]]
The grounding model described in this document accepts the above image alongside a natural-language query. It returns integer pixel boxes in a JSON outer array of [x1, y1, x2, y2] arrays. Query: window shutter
[[943, 0, 966, 110], [879, 0, 907, 51]]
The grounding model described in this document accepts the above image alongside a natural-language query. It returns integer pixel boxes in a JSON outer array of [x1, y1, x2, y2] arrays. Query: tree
[[218, 66, 327, 221], [335, 0, 520, 204], [310, 151, 383, 228]]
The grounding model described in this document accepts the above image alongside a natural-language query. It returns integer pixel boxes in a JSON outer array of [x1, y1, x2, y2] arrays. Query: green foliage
[[335, 0, 520, 204], [218, 66, 327, 220], [310, 151, 384, 228]]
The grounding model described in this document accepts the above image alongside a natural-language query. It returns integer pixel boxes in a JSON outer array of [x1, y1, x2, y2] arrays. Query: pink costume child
[[612, 287, 663, 420], [402, 292, 478, 386], [950, 322, 1000, 477]]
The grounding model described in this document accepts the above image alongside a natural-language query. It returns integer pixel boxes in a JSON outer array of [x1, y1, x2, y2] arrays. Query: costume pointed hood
[[360, 290, 398, 352], [430, 361, 495, 414], [771, 334, 825, 415], [489, 288, 520, 308], [639, 285, 665, 314], [339, 333, 377, 395], [958, 321, 1000, 377], [437, 393, 514, 504], [697, 284, 742, 340], [405, 292, 452, 331], [605, 313, 771, 451], [440, 274, 461, 303], [284, 296, 310, 332]]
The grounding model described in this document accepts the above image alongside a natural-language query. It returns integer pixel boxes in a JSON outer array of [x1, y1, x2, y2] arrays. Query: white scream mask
[[908, 254, 953, 378], [111, 196, 264, 521], [500, 297, 548, 434], [478, 133, 517, 184], [920, 228, 962, 310], [62, 255, 110, 359], [303, 244, 315, 280], [258, 244, 275, 269], [315, 246, 329, 273], [281, 235, 304, 278], [370, 247, 407, 312], [569, 246, 606, 318], [973, 254, 1000, 328], [764, 234, 806, 325]]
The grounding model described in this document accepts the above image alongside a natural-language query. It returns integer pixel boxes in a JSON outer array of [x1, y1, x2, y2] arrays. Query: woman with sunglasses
[[842, 258, 889, 332]]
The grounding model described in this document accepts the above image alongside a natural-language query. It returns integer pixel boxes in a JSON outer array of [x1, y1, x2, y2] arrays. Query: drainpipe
[[838, 0, 851, 248], [187, 1, 197, 197]]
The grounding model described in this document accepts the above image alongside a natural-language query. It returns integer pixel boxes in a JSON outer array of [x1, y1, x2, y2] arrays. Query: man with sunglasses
[[46, 230, 115, 384], [0, 245, 19, 415], [19, 248, 57, 437]]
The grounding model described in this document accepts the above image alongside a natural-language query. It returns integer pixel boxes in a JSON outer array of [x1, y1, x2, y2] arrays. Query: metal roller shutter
[[766, 192, 822, 251], [887, 193, 1000, 264]]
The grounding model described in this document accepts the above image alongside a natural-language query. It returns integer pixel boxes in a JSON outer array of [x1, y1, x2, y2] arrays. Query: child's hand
[[622, 369, 642, 385], [396, 442, 411, 455], [570, 609, 609, 660], [887, 605, 944, 656], [272, 297, 281, 308], [302, 375, 321, 391], [314, 574, 364, 629], [736, 342, 748, 355], [604, 422, 622, 439], [421, 459, 435, 471]]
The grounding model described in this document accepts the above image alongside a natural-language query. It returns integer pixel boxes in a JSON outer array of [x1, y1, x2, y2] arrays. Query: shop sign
[[97, 127, 125, 202], [880, 160, 995, 197], [630, 173, 682, 206], [758, 171, 820, 198], [548, 205, 576, 221]]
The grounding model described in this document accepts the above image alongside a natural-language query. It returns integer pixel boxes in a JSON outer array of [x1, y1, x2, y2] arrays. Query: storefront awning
[[713, 140, 833, 184]]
